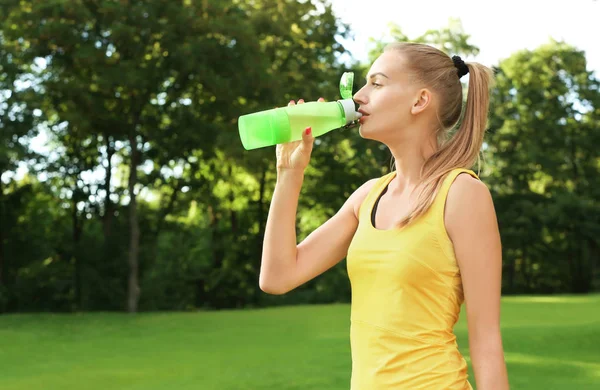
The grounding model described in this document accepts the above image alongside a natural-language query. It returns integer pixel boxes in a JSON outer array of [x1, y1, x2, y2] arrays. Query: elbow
[[259, 277, 289, 295], [260, 283, 288, 295]]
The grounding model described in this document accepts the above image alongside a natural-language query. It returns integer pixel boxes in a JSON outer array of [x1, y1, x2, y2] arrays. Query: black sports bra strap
[[371, 185, 389, 228]]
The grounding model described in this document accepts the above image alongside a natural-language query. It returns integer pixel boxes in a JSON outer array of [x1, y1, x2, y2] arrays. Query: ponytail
[[384, 43, 495, 228]]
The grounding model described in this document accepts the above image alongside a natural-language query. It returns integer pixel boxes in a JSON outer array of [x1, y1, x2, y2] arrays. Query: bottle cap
[[338, 98, 362, 124]]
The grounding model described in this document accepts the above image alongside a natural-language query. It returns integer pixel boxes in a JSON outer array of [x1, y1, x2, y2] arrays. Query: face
[[353, 51, 431, 142]]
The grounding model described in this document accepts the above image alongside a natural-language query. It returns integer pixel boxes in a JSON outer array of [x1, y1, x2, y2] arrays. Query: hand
[[276, 98, 325, 172]]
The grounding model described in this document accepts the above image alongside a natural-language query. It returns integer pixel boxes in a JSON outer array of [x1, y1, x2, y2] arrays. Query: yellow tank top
[[346, 168, 477, 390]]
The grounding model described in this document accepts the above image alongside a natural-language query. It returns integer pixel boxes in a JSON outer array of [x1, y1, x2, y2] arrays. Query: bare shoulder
[[347, 177, 380, 218], [448, 172, 490, 197], [445, 173, 497, 239]]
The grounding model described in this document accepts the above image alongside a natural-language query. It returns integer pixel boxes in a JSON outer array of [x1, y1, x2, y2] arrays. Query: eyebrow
[[366, 72, 390, 81]]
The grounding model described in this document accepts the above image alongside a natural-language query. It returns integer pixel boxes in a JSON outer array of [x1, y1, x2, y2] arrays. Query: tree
[[2, 0, 350, 311], [0, 25, 39, 305], [487, 40, 600, 293]]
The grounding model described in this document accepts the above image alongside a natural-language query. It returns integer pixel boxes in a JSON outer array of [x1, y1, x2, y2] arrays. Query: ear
[[410, 88, 432, 115]]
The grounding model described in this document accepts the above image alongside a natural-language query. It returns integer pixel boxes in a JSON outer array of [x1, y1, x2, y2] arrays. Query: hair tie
[[452, 55, 469, 79]]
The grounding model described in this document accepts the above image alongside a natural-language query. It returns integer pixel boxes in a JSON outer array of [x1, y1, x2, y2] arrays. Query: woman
[[259, 42, 510, 389]]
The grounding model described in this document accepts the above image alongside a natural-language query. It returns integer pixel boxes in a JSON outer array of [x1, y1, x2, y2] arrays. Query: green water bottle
[[238, 72, 361, 150]]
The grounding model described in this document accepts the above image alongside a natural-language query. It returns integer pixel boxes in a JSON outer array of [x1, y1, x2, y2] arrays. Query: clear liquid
[[285, 102, 345, 142]]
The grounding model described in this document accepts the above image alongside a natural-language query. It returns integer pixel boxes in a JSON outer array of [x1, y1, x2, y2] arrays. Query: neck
[[387, 135, 437, 193]]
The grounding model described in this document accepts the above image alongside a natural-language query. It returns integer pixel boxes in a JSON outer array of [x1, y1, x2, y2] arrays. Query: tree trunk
[[101, 135, 115, 306], [102, 134, 114, 241], [127, 133, 140, 313], [72, 195, 83, 310]]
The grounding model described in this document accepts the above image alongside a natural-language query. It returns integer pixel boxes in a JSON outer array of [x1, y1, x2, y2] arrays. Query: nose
[[353, 85, 368, 105]]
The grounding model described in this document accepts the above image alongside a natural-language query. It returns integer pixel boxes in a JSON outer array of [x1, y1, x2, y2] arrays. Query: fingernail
[[305, 127, 312, 135]]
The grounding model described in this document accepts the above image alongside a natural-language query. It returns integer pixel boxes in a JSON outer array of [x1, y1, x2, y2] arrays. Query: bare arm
[[260, 169, 376, 295], [446, 174, 510, 390], [259, 98, 376, 295], [258, 169, 304, 294]]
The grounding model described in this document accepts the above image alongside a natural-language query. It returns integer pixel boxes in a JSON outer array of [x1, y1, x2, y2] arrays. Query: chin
[[358, 125, 377, 141], [358, 124, 368, 138]]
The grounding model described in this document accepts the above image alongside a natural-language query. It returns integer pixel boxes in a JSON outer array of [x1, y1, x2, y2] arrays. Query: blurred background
[[1, 0, 599, 389]]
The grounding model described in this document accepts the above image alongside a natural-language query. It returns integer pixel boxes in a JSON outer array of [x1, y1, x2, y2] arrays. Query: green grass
[[1, 295, 599, 390]]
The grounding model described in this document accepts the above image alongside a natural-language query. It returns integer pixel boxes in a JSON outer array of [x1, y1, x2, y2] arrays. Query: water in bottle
[[238, 72, 361, 150]]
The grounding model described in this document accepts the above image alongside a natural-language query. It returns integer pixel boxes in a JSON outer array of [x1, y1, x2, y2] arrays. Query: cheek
[[375, 96, 407, 124], [380, 92, 412, 121]]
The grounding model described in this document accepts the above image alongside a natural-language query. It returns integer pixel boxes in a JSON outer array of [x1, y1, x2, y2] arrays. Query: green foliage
[[487, 40, 600, 293], [0, 0, 356, 311], [0, 4, 598, 313]]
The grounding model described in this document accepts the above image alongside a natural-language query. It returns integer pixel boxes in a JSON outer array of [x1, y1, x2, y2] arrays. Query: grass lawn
[[1, 294, 599, 390]]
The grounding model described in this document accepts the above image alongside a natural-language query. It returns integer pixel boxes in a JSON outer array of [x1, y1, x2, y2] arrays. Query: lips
[[358, 109, 369, 123]]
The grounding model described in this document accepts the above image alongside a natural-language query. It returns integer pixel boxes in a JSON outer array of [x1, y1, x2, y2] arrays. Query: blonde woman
[[260, 42, 510, 390]]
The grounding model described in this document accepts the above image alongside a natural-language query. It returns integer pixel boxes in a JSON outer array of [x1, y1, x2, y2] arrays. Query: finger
[[317, 97, 325, 102], [300, 126, 314, 151], [288, 100, 295, 106]]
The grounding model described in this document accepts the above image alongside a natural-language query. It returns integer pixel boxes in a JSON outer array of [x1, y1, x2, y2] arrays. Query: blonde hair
[[384, 42, 495, 228]]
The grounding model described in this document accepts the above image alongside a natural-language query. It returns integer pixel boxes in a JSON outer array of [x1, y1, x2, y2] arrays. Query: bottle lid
[[338, 98, 362, 124], [339, 72, 354, 100]]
